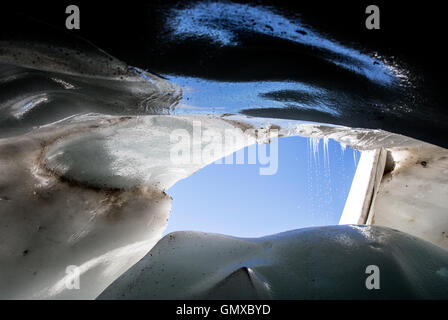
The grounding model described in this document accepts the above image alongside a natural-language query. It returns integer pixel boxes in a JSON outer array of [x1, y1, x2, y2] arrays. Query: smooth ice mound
[[99, 225, 448, 299]]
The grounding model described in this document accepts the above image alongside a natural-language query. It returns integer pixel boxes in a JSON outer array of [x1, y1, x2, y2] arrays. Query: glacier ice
[[0, 42, 181, 138], [0, 105, 446, 299], [1, 30, 448, 300], [0, 116, 173, 299], [0, 113, 267, 299], [372, 145, 448, 249], [99, 225, 448, 299]]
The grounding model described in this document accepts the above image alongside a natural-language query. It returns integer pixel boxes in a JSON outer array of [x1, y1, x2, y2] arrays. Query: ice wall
[[0, 113, 267, 299], [371, 145, 448, 249], [0, 115, 167, 299]]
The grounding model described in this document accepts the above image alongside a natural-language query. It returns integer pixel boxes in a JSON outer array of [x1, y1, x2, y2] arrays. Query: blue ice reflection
[[165, 75, 338, 116], [166, 2, 404, 86]]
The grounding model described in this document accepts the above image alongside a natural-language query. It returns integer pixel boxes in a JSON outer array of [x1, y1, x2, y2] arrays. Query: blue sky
[[165, 136, 360, 237]]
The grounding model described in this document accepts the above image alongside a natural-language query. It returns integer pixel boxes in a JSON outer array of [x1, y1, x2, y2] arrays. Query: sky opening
[[165, 135, 360, 237]]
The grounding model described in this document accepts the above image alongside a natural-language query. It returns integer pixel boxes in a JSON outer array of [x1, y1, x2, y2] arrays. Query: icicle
[[308, 137, 312, 165], [353, 149, 358, 166], [340, 142, 346, 155], [323, 136, 329, 168], [310, 136, 320, 165]]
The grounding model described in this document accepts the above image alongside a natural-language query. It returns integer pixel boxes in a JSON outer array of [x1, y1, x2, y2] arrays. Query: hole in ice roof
[[164, 135, 360, 237]]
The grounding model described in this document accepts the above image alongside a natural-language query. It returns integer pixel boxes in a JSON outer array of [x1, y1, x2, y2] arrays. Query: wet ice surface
[[166, 2, 404, 85], [165, 136, 360, 237], [0, 40, 181, 138], [166, 75, 338, 116], [100, 225, 448, 299]]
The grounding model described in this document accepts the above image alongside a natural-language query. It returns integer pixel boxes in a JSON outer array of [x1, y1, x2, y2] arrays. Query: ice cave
[[0, 1, 447, 300]]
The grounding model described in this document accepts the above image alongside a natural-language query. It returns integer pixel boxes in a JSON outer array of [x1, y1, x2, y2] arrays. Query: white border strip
[[339, 148, 387, 225]]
